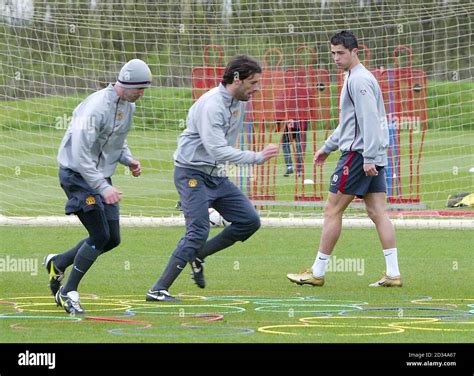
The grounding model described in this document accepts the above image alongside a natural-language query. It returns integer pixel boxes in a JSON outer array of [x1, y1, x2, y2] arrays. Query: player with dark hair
[[287, 31, 402, 287], [43, 59, 152, 314], [146, 55, 279, 301]]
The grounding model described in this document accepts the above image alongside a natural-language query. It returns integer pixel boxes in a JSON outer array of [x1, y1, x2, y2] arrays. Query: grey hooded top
[[57, 84, 134, 195], [322, 63, 389, 166]]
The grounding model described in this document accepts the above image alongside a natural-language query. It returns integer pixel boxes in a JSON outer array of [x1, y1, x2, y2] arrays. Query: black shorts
[[59, 167, 119, 220], [329, 151, 387, 198]]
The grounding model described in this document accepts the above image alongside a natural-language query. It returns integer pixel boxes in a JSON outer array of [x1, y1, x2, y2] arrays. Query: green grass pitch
[[0, 226, 472, 343]]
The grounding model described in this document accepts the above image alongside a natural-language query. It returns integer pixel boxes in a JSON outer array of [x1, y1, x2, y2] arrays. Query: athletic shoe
[[190, 258, 205, 288], [55, 286, 86, 314], [286, 269, 325, 286], [43, 254, 64, 296], [369, 273, 403, 287], [283, 166, 294, 177], [146, 290, 181, 302]]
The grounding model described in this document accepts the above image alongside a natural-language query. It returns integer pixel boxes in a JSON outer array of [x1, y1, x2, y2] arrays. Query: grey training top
[[174, 83, 265, 176], [57, 84, 134, 195], [322, 63, 389, 166]]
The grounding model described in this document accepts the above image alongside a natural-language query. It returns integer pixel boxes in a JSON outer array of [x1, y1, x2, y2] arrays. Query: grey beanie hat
[[116, 59, 152, 89]]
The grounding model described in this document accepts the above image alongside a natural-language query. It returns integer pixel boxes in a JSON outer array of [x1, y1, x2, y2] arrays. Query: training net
[[0, 0, 473, 222]]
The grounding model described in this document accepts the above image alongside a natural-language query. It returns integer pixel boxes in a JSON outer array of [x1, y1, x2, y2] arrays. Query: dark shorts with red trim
[[59, 167, 119, 219], [329, 151, 387, 198]]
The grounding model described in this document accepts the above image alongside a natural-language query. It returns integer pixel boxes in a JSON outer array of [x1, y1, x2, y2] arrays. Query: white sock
[[383, 248, 400, 277], [311, 251, 331, 278]]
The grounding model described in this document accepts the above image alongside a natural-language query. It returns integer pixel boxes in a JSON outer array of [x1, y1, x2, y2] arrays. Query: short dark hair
[[221, 55, 262, 86], [331, 30, 359, 51]]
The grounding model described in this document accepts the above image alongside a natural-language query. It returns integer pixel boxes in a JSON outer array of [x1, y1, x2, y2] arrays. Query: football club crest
[[188, 179, 198, 188], [116, 112, 124, 121], [85, 195, 96, 205]]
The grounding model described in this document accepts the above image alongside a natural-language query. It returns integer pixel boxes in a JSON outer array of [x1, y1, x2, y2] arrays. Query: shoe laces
[[48, 260, 64, 282], [191, 258, 204, 272], [54, 273, 65, 282], [66, 291, 83, 311], [70, 300, 83, 311]]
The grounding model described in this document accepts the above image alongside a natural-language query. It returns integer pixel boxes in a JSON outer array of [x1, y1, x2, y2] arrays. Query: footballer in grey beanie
[[116, 59, 152, 89]]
